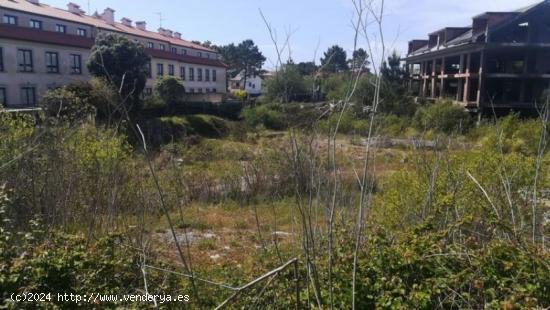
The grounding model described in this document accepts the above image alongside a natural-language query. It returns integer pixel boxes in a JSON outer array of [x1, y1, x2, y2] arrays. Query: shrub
[[40, 87, 96, 123], [241, 104, 285, 130], [142, 95, 166, 111], [61, 79, 118, 121], [413, 101, 473, 134], [231, 89, 248, 102], [156, 76, 185, 110], [146, 115, 229, 145]]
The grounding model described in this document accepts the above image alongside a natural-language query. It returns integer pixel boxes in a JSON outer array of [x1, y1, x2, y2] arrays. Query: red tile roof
[[0, 25, 227, 68], [0, 0, 216, 52]]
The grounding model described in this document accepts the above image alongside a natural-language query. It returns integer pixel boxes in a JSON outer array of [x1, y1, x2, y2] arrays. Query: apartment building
[[0, 0, 227, 107], [405, 0, 550, 112]]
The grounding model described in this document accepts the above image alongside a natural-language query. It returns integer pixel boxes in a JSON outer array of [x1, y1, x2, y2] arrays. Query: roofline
[[428, 27, 470, 35]]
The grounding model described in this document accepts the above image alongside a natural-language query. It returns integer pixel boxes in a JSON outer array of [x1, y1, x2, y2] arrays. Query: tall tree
[[296, 61, 318, 76], [349, 48, 370, 72], [381, 51, 404, 84], [218, 40, 266, 90], [320, 45, 349, 73], [87, 33, 150, 115]]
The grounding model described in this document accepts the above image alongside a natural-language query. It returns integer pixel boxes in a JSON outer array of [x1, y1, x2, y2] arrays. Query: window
[[180, 66, 185, 80], [189, 88, 194, 93], [171, 47, 177, 54], [212, 70, 217, 82], [146, 62, 152, 78], [197, 68, 203, 81], [157, 63, 164, 76], [20, 87, 36, 106], [198, 52, 202, 58], [206, 54, 210, 59], [205, 69, 210, 82], [168, 64, 174, 76], [160, 44, 166, 51], [45, 52, 59, 73], [182, 49, 187, 55], [77, 28, 87, 37], [0, 47, 3, 72], [206, 88, 211, 93], [70, 54, 82, 74], [17, 49, 33, 72], [147, 42, 154, 49], [212, 88, 217, 93], [3, 15, 17, 25], [56, 24, 66, 33], [29, 20, 42, 29], [0, 88, 6, 106], [189, 68, 195, 81], [198, 88, 203, 93]]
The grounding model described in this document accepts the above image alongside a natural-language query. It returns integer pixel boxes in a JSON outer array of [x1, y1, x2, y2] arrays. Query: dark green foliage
[[381, 51, 405, 84], [146, 115, 230, 145], [87, 33, 150, 114], [349, 48, 369, 71], [156, 76, 185, 112], [46, 79, 118, 121], [40, 87, 96, 123], [320, 45, 349, 73], [413, 101, 474, 134], [241, 104, 285, 130], [264, 64, 308, 103], [218, 39, 266, 85], [296, 61, 318, 76]]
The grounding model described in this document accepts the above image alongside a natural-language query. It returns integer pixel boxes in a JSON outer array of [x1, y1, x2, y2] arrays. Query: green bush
[[413, 101, 473, 134], [241, 104, 285, 130], [40, 87, 96, 123], [146, 115, 230, 145]]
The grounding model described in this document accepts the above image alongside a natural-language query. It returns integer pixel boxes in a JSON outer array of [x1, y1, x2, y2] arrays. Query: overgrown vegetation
[[1, 3, 549, 309]]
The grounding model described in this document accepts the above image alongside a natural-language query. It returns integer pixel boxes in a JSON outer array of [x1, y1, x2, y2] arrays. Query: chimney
[[121, 17, 132, 27], [158, 27, 166, 36], [173, 32, 181, 39], [27, 0, 40, 4], [67, 2, 84, 14], [136, 21, 146, 31], [100, 8, 115, 25], [165, 29, 173, 37]]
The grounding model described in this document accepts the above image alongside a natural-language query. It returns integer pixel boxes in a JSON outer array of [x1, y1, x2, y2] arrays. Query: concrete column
[[459, 54, 465, 74], [463, 54, 471, 103], [431, 59, 437, 98], [440, 58, 446, 98], [476, 51, 485, 106]]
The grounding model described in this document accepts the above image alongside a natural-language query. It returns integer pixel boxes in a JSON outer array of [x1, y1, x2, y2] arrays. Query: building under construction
[[405, 1, 550, 112]]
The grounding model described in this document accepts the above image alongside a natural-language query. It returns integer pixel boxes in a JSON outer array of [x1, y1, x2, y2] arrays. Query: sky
[[44, 0, 540, 69]]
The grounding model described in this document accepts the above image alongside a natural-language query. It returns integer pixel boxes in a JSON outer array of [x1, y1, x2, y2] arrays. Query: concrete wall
[[0, 38, 91, 107], [145, 59, 226, 95]]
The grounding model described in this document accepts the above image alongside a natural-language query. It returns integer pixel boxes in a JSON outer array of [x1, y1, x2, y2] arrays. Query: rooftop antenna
[[87, 0, 90, 15], [155, 12, 165, 28]]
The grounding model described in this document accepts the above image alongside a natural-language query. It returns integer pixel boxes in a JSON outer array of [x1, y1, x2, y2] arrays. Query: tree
[[320, 45, 349, 73], [381, 51, 404, 84], [156, 77, 185, 112], [265, 63, 308, 103], [218, 40, 266, 90], [349, 48, 370, 72], [296, 62, 318, 76], [87, 33, 150, 115]]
